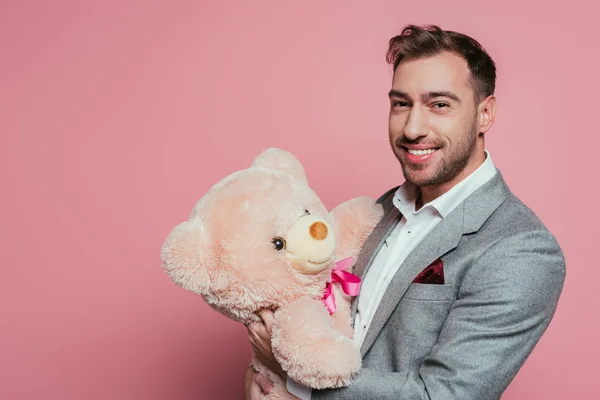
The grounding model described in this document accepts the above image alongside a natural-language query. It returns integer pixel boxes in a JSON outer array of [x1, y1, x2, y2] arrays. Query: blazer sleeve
[[311, 229, 566, 400]]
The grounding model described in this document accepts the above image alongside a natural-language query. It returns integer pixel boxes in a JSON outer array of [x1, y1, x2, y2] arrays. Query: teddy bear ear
[[251, 147, 308, 184], [160, 218, 213, 296]]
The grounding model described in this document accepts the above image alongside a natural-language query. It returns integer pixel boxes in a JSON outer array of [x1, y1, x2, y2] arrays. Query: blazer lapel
[[351, 190, 401, 318], [357, 171, 511, 357], [359, 205, 463, 356]]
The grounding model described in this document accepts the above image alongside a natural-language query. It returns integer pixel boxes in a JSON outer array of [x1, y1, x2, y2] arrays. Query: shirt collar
[[392, 149, 497, 219]]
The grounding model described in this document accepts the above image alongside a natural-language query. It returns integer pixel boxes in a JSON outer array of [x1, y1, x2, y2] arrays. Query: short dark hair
[[386, 24, 496, 103]]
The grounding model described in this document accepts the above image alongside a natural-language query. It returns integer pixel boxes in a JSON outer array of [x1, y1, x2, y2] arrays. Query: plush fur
[[161, 148, 383, 398]]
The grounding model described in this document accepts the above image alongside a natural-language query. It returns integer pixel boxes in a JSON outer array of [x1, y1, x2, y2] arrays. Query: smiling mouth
[[404, 147, 440, 155]]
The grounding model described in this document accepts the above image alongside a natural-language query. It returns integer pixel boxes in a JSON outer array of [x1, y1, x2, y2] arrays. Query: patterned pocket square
[[413, 258, 444, 284]]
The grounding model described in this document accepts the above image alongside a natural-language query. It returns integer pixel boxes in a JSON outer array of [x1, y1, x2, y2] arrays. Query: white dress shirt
[[287, 151, 497, 399]]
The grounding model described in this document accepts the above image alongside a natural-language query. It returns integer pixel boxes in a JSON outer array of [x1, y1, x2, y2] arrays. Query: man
[[245, 24, 566, 399]]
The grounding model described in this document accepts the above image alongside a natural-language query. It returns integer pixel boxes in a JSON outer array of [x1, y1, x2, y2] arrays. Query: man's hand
[[245, 364, 274, 400], [247, 309, 286, 379]]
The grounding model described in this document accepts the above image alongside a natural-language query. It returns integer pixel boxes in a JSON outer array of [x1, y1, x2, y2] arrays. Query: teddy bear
[[160, 147, 383, 398]]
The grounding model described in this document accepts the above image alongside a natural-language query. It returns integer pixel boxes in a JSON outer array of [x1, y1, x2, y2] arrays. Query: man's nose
[[403, 108, 427, 140]]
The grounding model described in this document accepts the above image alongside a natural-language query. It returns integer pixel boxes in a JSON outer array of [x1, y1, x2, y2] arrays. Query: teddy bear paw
[[271, 297, 361, 389]]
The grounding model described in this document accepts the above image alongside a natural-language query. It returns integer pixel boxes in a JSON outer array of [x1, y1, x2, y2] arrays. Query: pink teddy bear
[[161, 148, 383, 398]]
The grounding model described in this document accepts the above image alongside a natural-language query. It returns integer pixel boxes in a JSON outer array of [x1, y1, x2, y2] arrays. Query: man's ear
[[251, 147, 308, 184], [161, 218, 213, 295], [477, 95, 497, 134]]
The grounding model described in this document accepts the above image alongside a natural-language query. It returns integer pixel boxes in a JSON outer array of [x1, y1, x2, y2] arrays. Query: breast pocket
[[402, 283, 454, 301], [396, 283, 456, 366]]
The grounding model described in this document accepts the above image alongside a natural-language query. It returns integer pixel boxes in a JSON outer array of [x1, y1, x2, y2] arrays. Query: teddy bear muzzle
[[284, 215, 336, 274]]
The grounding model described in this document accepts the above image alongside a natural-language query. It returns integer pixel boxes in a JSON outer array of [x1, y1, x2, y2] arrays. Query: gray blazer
[[312, 170, 566, 400]]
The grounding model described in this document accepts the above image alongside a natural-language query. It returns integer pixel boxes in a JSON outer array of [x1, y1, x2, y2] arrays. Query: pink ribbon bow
[[321, 257, 361, 314]]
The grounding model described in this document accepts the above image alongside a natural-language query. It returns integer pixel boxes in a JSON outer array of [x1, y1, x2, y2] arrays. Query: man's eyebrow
[[423, 91, 461, 103], [388, 89, 409, 99], [388, 89, 461, 104]]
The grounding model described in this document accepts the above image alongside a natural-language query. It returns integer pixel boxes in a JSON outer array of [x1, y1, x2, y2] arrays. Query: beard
[[392, 119, 479, 187]]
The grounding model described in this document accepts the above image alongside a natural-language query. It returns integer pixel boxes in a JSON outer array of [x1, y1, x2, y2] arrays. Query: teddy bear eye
[[272, 237, 286, 251]]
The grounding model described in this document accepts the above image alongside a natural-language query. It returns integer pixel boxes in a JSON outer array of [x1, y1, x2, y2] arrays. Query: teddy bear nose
[[309, 222, 328, 240]]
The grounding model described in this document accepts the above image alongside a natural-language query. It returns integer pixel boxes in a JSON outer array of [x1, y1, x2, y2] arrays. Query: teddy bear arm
[[330, 196, 383, 263], [328, 285, 354, 339], [271, 297, 361, 389]]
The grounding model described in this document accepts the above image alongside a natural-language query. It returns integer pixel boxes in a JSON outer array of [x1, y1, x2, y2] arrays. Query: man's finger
[[247, 321, 264, 334], [258, 309, 274, 335], [247, 321, 267, 343], [248, 380, 263, 400], [245, 366, 261, 400], [254, 373, 274, 394]]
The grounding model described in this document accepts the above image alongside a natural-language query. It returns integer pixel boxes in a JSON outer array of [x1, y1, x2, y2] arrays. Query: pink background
[[1, 1, 597, 399]]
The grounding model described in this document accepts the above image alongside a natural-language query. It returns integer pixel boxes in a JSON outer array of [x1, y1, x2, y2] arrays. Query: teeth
[[407, 148, 437, 156]]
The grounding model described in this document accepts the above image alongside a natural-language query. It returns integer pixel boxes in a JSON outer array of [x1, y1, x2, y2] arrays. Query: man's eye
[[392, 101, 409, 108], [432, 102, 449, 108]]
